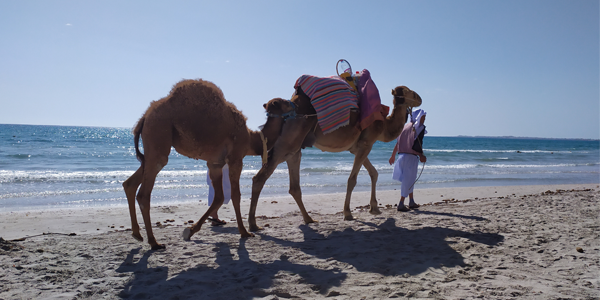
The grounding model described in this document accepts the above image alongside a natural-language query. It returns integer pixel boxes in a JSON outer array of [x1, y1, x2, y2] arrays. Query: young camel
[[122, 79, 292, 250], [248, 86, 422, 231]]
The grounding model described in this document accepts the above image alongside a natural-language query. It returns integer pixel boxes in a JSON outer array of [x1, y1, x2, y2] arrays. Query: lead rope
[[408, 161, 425, 191]]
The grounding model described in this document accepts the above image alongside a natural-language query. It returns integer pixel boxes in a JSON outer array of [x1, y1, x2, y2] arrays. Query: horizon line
[[1, 123, 598, 141]]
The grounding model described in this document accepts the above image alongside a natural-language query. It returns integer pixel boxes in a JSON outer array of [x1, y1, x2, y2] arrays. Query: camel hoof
[[132, 232, 144, 242], [182, 227, 192, 241], [249, 225, 262, 232], [344, 214, 354, 221], [369, 207, 382, 215], [151, 243, 166, 250], [304, 218, 317, 224], [241, 232, 255, 238]]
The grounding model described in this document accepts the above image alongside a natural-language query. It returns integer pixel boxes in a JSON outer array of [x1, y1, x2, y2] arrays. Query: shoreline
[[1, 183, 597, 241]]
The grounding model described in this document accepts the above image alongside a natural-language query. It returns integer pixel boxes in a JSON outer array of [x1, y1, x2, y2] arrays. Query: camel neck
[[380, 105, 409, 142], [248, 118, 282, 156]]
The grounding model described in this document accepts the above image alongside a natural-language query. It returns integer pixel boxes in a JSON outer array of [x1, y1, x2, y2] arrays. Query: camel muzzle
[[266, 100, 298, 120]]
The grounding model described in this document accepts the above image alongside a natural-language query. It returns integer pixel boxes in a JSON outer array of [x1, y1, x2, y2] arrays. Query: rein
[[266, 101, 297, 120], [266, 100, 317, 120], [409, 161, 426, 191]]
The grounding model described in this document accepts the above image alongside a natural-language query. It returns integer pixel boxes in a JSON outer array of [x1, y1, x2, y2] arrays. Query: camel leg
[[362, 158, 381, 215], [249, 116, 317, 232], [183, 164, 225, 241], [123, 167, 144, 242], [227, 160, 254, 238], [286, 150, 315, 224], [343, 142, 373, 221], [136, 162, 166, 250], [249, 155, 282, 232]]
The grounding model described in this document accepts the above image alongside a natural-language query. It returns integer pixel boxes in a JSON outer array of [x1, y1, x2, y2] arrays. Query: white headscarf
[[411, 109, 427, 137]]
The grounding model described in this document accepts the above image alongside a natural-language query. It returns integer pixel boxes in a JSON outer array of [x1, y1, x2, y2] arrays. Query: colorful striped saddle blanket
[[294, 75, 359, 134]]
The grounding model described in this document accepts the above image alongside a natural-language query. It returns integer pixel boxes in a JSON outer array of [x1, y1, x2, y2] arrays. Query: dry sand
[[0, 183, 598, 299]]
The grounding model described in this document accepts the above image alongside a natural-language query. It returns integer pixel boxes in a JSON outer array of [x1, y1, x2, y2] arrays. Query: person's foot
[[397, 205, 409, 212], [408, 203, 420, 209]]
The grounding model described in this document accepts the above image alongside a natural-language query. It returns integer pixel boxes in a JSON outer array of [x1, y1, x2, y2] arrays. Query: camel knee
[[252, 174, 270, 191], [123, 178, 138, 194], [370, 171, 378, 182], [136, 194, 150, 211], [347, 175, 358, 189], [288, 185, 301, 199]]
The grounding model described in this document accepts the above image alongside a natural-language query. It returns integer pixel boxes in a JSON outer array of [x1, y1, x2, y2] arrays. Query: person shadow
[[411, 209, 487, 221], [259, 216, 504, 276], [115, 239, 347, 299]]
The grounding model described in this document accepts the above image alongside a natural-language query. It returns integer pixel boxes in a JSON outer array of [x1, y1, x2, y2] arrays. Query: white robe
[[392, 153, 419, 197], [207, 164, 231, 206]]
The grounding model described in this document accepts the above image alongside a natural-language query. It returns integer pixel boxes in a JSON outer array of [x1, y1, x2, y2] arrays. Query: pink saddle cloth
[[356, 69, 387, 130]]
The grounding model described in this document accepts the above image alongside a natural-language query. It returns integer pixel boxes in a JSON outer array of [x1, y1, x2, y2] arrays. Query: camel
[[248, 85, 422, 231], [122, 79, 293, 250]]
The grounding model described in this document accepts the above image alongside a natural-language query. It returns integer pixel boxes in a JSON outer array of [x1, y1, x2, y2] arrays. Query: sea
[[1, 124, 598, 212]]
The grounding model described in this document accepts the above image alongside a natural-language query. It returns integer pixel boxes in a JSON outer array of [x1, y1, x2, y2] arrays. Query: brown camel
[[248, 85, 422, 231], [122, 79, 293, 250]]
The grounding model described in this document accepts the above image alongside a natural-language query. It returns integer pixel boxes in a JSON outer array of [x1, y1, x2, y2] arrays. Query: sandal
[[208, 217, 226, 226], [408, 203, 420, 209], [397, 205, 409, 212]]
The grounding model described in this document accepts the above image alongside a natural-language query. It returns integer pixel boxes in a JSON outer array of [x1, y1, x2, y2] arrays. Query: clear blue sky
[[1, 1, 598, 139]]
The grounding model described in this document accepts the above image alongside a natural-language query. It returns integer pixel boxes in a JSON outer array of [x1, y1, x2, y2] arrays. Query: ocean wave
[[425, 149, 579, 154], [5, 154, 32, 159], [0, 170, 138, 183], [1, 159, 592, 184], [0, 187, 124, 199], [0, 167, 291, 183], [425, 163, 580, 169]]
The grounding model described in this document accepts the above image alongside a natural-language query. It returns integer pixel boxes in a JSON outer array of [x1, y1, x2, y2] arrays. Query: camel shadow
[[411, 209, 488, 221], [260, 217, 503, 276], [116, 248, 169, 299], [116, 240, 346, 299]]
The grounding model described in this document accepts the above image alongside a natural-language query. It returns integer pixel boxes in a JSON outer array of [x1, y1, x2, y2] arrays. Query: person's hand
[[389, 156, 395, 165], [419, 155, 427, 163]]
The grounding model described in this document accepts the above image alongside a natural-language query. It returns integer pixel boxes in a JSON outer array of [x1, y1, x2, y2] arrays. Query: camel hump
[[166, 79, 246, 122], [169, 79, 225, 100], [138, 79, 250, 155]]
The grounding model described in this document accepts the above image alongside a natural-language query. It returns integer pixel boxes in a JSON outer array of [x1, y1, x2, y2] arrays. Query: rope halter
[[266, 101, 297, 120]]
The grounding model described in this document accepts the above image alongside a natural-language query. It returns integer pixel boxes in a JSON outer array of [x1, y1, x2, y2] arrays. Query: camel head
[[252, 98, 296, 157], [391, 86, 422, 108], [260, 98, 292, 132], [263, 98, 296, 120]]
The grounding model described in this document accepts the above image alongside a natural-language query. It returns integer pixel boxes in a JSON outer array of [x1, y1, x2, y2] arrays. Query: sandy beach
[[1, 183, 598, 299]]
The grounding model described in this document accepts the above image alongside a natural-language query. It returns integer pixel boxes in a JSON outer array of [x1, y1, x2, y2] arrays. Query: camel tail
[[133, 117, 145, 165]]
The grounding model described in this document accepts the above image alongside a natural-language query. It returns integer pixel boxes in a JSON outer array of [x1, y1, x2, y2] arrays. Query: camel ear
[[391, 89, 396, 95], [263, 103, 267, 109]]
